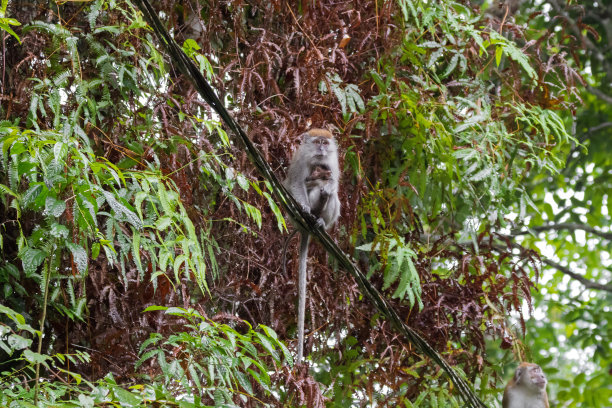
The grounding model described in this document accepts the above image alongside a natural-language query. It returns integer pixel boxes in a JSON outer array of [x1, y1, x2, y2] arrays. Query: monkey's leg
[[296, 232, 310, 363], [310, 189, 330, 220]]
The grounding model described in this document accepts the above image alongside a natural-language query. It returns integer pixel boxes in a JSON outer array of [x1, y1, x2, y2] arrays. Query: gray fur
[[282, 129, 341, 363]]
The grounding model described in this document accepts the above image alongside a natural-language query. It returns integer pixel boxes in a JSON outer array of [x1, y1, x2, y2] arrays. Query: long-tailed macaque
[[503, 362, 549, 408], [283, 128, 340, 363], [281, 165, 335, 290]]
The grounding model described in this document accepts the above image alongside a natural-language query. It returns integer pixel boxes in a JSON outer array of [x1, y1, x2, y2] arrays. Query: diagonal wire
[[132, 1, 487, 406]]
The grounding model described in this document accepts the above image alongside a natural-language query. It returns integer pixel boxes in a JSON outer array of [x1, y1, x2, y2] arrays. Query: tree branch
[[426, 234, 612, 293], [511, 223, 612, 241], [546, 0, 612, 81], [586, 85, 612, 105], [490, 238, 612, 293], [583, 121, 612, 138], [541, 258, 612, 292], [565, 121, 612, 167]]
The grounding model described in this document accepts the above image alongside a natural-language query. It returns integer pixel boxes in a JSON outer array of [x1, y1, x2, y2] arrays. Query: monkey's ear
[[514, 367, 523, 382]]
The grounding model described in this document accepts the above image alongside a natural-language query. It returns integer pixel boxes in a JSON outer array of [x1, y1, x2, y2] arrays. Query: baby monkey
[[305, 165, 333, 220]]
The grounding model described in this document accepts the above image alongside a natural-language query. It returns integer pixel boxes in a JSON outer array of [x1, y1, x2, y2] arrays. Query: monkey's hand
[[301, 209, 323, 228], [315, 217, 326, 229]]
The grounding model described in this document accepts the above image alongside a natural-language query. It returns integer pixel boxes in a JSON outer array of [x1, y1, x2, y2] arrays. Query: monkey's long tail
[[296, 232, 310, 363]]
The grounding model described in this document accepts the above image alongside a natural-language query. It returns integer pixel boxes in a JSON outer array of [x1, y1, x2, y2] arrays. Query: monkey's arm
[[283, 174, 310, 212], [284, 161, 312, 210], [317, 179, 339, 228]]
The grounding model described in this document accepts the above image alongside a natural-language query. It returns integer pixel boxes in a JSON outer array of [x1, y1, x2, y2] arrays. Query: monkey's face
[[307, 136, 336, 159], [517, 364, 547, 391], [309, 166, 332, 181]]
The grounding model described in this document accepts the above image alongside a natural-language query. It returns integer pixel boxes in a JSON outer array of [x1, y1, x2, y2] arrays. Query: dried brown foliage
[[0, 0, 582, 404]]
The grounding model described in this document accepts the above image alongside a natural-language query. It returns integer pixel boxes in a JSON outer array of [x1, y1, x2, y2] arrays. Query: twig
[[541, 258, 612, 292], [511, 223, 612, 241], [35, 245, 58, 405], [425, 234, 612, 293], [586, 85, 612, 105]]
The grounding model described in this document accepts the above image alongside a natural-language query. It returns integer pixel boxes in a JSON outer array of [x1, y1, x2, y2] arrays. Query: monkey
[[306, 164, 332, 183], [281, 164, 334, 280], [284, 128, 340, 227], [502, 362, 549, 408], [282, 128, 340, 363], [305, 165, 333, 219]]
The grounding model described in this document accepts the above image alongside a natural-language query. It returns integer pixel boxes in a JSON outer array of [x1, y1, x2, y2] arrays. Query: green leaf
[[22, 183, 44, 209], [174, 254, 187, 282], [0, 183, 18, 198], [242, 202, 262, 229], [235, 371, 254, 395], [254, 332, 279, 362], [23, 349, 52, 365], [91, 242, 101, 259], [264, 192, 286, 232], [155, 216, 172, 230], [490, 32, 536, 81], [49, 222, 69, 239], [0, 21, 21, 43], [0, 304, 26, 325], [102, 190, 143, 230], [66, 242, 88, 274], [132, 229, 143, 278], [112, 386, 141, 406], [78, 394, 95, 408], [21, 248, 47, 277], [45, 196, 66, 218], [8, 333, 32, 350], [142, 305, 168, 312]]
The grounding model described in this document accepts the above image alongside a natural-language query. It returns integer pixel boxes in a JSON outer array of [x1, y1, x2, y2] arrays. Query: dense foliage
[[0, 0, 609, 407], [509, 1, 612, 406]]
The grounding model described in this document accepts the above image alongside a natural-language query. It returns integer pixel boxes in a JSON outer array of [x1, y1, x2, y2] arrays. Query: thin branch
[[427, 234, 612, 293], [546, 0, 612, 80], [565, 122, 612, 166], [541, 258, 612, 292], [583, 121, 612, 137], [491, 239, 612, 293], [511, 223, 612, 241], [494, 239, 612, 293], [586, 85, 612, 105], [496, 240, 612, 293]]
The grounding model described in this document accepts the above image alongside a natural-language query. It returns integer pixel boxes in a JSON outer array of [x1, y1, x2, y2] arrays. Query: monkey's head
[[514, 363, 547, 392], [302, 128, 337, 159], [306, 165, 332, 182]]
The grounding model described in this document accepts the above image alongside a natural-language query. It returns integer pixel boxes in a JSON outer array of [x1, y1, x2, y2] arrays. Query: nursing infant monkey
[[283, 128, 340, 363], [305, 165, 333, 219]]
